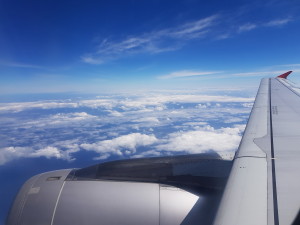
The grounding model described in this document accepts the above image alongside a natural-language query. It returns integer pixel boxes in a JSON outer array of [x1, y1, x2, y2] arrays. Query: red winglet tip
[[277, 71, 292, 79]]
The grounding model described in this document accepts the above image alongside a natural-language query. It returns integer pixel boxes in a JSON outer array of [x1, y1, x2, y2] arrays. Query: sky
[[1, 0, 300, 224], [1, 0, 300, 94]]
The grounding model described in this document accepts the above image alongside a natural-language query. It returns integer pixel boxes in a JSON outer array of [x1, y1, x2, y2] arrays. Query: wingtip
[[277, 71, 293, 79]]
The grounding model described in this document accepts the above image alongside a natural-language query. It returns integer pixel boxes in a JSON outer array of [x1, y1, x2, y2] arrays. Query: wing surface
[[214, 72, 300, 225]]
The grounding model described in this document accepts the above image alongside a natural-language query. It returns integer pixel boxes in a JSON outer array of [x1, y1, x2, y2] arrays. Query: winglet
[[277, 71, 292, 79]]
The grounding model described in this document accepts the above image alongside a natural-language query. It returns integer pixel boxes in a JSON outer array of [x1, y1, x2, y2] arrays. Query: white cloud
[[242, 102, 254, 108], [156, 125, 244, 154], [0, 98, 117, 113], [116, 95, 253, 111], [215, 33, 231, 40], [0, 137, 84, 165], [0, 147, 30, 165], [80, 133, 158, 158], [0, 101, 78, 112], [236, 17, 292, 33], [80, 99, 116, 109], [144, 94, 253, 104], [82, 15, 219, 64], [131, 150, 162, 158], [264, 18, 292, 27], [81, 56, 105, 64], [51, 112, 96, 121], [166, 15, 218, 38], [0, 90, 254, 165], [133, 117, 160, 123], [0, 146, 73, 165], [107, 110, 123, 117], [196, 103, 207, 109], [81, 12, 294, 64], [238, 23, 257, 32], [223, 117, 245, 123], [233, 124, 246, 131], [93, 154, 111, 160], [158, 70, 220, 79], [183, 121, 208, 126], [22, 112, 97, 127], [30, 146, 63, 158]]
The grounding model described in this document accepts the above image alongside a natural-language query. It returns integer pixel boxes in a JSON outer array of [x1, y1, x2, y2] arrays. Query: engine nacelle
[[7, 154, 231, 225]]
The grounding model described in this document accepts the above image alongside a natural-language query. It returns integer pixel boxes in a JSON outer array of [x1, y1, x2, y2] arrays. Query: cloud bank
[[156, 125, 243, 153], [0, 91, 252, 165]]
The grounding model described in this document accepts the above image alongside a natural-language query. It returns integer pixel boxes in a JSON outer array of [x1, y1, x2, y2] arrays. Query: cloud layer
[[156, 125, 243, 153], [0, 91, 253, 165]]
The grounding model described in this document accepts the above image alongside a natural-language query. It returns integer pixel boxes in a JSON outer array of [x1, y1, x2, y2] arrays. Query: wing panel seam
[[269, 78, 280, 225], [235, 156, 266, 159], [50, 181, 66, 225]]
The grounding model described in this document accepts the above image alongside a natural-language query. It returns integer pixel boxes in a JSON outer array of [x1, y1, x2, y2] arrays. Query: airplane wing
[[6, 72, 300, 225], [214, 71, 300, 225]]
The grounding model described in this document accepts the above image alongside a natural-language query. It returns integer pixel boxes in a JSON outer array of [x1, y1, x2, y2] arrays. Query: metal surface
[[53, 181, 160, 225], [53, 181, 203, 225], [214, 76, 300, 225], [213, 78, 269, 225], [7, 156, 227, 225], [6, 169, 72, 225], [269, 78, 300, 225], [159, 185, 198, 225]]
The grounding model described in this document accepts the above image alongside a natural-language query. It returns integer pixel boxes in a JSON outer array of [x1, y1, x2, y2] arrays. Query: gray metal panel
[[214, 76, 300, 225], [6, 174, 41, 225], [8, 173, 216, 225], [53, 181, 160, 225], [270, 78, 300, 225], [52, 180, 201, 225], [159, 185, 198, 225], [213, 157, 268, 225], [236, 78, 269, 158], [6, 169, 72, 225], [213, 78, 269, 225]]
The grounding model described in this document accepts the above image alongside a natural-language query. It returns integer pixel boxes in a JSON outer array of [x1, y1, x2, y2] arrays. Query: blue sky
[[1, 1, 300, 222], [1, 0, 300, 94]]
